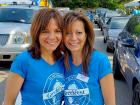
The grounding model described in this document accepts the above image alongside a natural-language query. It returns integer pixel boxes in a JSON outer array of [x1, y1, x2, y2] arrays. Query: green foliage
[[51, 0, 133, 10], [126, 16, 140, 37], [134, 23, 140, 36]]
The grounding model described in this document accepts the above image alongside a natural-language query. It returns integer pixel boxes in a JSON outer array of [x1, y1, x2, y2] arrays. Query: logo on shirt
[[43, 73, 64, 105], [65, 75, 90, 105]]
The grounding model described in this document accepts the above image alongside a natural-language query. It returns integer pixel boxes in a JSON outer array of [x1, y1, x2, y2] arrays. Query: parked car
[[103, 16, 130, 52], [55, 7, 71, 16], [85, 11, 94, 22], [100, 10, 121, 32], [113, 15, 140, 105], [97, 8, 109, 28], [0, 5, 40, 64], [93, 14, 98, 24]]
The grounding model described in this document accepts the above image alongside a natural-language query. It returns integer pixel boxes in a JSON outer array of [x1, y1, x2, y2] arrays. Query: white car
[[0, 5, 40, 64]]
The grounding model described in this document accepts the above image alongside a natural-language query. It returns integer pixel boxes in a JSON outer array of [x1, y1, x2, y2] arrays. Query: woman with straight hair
[[3, 8, 65, 105], [63, 12, 116, 105]]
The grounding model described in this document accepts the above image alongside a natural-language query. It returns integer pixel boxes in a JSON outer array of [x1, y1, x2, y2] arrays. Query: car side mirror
[[121, 38, 135, 48]]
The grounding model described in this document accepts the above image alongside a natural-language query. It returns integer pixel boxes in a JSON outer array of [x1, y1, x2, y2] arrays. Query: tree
[[51, 0, 132, 10]]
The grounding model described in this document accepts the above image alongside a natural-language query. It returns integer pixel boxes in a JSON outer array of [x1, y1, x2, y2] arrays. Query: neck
[[41, 51, 55, 64], [71, 52, 82, 66]]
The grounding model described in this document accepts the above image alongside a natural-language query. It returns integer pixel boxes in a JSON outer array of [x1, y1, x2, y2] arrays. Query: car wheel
[[113, 52, 123, 80], [104, 38, 106, 43], [106, 46, 111, 52], [101, 27, 103, 31], [102, 31, 104, 36], [132, 83, 140, 105], [0, 61, 12, 68], [98, 24, 100, 28]]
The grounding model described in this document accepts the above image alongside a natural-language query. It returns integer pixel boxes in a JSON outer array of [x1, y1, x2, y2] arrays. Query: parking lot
[[0, 24, 133, 105]]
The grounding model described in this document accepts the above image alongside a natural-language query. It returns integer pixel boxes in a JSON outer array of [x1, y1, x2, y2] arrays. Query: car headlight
[[109, 36, 114, 40], [12, 32, 28, 44], [107, 36, 114, 41]]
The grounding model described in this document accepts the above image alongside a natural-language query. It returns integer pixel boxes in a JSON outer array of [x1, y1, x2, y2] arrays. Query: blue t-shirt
[[64, 50, 112, 105], [10, 51, 65, 105]]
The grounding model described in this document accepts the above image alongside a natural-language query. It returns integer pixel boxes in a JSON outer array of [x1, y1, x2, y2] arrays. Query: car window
[[125, 15, 140, 57], [110, 18, 129, 29], [106, 11, 120, 18], [126, 16, 140, 38], [106, 18, 111, 25], [0, 8, 35, 24]]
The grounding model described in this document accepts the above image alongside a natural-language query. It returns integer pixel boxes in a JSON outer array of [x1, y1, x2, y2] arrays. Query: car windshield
[[110, 18, 129, 29], [106, 11, 120, 17], [0, 8, 35, 24]]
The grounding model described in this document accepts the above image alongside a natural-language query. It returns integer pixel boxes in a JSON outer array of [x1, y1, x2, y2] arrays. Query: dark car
[[113, 15, 140, 105]]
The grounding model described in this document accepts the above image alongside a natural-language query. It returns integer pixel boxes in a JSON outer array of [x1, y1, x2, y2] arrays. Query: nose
[[71, 34, 77, 40], [48, 32, 55, 40]]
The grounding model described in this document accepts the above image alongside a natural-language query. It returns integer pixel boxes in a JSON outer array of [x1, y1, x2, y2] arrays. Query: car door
[[118, 15, 140, 85], [124, 16, 140, 84], [117, 29, 131, 81]]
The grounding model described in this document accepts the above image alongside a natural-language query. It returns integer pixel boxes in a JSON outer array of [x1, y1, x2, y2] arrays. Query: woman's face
[[39, 18, 62, 54], [64, 20, 86, 53]]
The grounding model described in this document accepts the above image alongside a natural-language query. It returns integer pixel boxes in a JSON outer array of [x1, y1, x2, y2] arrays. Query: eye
[[77, 31, 82, 35], [41, 30, 49, 34], [55, 29, 61, 33]]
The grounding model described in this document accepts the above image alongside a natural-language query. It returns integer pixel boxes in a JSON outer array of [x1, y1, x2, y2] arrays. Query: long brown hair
[[28, 8, 63, 60], [63, 12, 95, 75]]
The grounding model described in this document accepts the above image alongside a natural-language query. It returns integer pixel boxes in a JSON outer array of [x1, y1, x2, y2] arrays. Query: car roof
[[111, 16, 131, 19], [105, 11, 121, 17], [0, 5, 41, 10]]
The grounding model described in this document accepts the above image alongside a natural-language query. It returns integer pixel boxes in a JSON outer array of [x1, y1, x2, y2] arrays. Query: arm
[[100, 73, 116, 105], [3, 72, 24, 105]]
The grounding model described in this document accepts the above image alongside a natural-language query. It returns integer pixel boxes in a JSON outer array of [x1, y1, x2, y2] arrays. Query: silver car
[[103, 16, 131, 52], [0, 5, 39, 63]]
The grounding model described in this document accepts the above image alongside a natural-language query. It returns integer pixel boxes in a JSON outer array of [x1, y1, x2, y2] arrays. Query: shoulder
[[15, 50, 31, 61], [90, 50, 110, 65], [10, 51, 31, 78], [91, 50, 108, 61]]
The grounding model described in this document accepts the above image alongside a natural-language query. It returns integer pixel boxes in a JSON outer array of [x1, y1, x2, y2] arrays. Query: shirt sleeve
[[98, 55, 112, 80], [10, 53, 27, 79]]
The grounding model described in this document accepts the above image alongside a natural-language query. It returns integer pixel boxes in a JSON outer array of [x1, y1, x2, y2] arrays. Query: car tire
[[94, 21, 97, 24], [102, 31, 104, 36], [106, 46, 111, 52], [113, 52, 123, 80], [101, 27, 103, 31], [132, 83, 140, 105], [98, 24, 100, 28], [0, 61, 12, 68], [104, 38, 106, 43]]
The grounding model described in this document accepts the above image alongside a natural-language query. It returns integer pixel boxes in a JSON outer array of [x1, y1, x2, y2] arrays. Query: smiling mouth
[[46, 41, 58, 45], [69, 42, 79, 46], [68, 44, 79, 49], [47, 42, 55, 45]]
